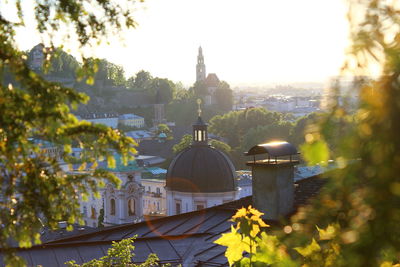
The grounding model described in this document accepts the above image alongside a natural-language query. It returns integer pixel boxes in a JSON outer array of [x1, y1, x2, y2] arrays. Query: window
[[195, 201, 206, 211], [175, 201, 181, 215], [83, 206, 87, 217], [128, 198, 135, 216], [196, 204, 204, 211], [91, 206, 96, 219], [156, 187, 161, 194], [197, 130, 202, 141], [157, 202, 160, 211], [110, 198, 116, 215]]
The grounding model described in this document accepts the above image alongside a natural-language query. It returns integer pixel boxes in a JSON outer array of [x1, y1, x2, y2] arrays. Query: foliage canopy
[[216, 0, 400, 266], [0, 0, 141, 265]]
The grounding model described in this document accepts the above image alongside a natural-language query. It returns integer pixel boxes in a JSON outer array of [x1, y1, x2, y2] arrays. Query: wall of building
[[119, 115, 145, 128], [80, 189, 104, 228], [86, 117, 118, 128], [142, 179, 166, 215], [166, 191, 237, 216], [103, 172, 143, 226]]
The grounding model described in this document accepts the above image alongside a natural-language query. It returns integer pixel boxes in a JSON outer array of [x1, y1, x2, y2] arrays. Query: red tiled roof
[[205, 73, 220, 87]]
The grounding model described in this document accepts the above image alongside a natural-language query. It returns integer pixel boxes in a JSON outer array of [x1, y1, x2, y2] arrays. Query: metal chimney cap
[[245, 141, 298, 157]]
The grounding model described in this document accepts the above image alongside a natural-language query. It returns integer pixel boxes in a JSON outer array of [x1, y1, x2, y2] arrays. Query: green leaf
[[300, 140, 329, 166]]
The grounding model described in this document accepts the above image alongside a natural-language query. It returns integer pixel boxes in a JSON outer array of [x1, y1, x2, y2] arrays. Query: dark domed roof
[[166, 145, 236, 193]]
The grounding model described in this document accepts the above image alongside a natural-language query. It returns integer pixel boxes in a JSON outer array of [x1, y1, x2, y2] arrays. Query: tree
[[172, 134, 192, 154], [210, 139, 232, 155], [97, 208, 105, 228], [66, 237, 159, 267], [288, 112, 320, 147], [214, 81, 233, 111], [149, 77, 175, 103], [241, 121, 293, 151], [208, 108, 284, 148], [216, 0, 400, 266], [134, 70, 152, 90], [126, 75, 136, 90], [156, 123, 173, 140], [190, 80, 208, 97], [0, 0, 140, 265], [107, 62, 126, 86], [89, 58, 126, 86]]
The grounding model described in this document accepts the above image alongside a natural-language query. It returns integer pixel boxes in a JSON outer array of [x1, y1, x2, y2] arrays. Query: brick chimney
[[245, 141, 299, 220]]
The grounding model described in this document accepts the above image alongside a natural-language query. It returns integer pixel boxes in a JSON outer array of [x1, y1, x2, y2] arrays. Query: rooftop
[[0, 175, 327, 266]]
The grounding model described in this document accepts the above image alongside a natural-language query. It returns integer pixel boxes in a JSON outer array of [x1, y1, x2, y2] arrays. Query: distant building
[[29, 44, 46, 70], [30, 139, 63, 162], [196, 46, 206, 82], [126, 130, 153, 143], [204, 73, 220, 105], [118, 114, 145, 128], [153, 89, 166, 126], [74, 155, 144, 227], [195, 47, 222, 106], [142, 173, 167, 216], [80, 113, 119, 128], [101, 156, 144, 226]]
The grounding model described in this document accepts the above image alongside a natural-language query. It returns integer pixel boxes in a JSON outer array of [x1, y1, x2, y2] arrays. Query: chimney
[[245, 141, 299, 220]]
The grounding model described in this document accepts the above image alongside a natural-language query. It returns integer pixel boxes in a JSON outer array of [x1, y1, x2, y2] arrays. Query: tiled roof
[[119, 114, 144, 120], [0, 176, 326, 266], [205, 73, 220, 87]]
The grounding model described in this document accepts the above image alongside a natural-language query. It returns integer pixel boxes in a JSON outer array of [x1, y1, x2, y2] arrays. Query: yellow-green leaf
[[300, 140, 329, 166], [294, 238, 321, 257], [317, 224, 337, 240]]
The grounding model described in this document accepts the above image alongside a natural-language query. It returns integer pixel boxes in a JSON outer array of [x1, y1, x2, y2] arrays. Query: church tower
[[196, 46, 206, 82]]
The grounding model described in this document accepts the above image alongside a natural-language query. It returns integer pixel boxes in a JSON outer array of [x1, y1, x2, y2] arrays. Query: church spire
[[192, 99, 208, 146], [196, 46, 206, 82]]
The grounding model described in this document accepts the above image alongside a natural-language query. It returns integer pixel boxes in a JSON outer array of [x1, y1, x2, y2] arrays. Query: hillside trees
[[172, 134, 192, 154], [0, 0, 141, 265], [214, 81, 234, 112], [209, 108, 286, 148], [172, 134, 231, 155]]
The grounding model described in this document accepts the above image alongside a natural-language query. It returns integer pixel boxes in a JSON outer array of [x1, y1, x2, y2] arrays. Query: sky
[[11, 0, 350, 87]]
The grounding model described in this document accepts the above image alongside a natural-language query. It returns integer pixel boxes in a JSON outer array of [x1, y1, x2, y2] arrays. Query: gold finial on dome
[[197, 98, 202, 117]]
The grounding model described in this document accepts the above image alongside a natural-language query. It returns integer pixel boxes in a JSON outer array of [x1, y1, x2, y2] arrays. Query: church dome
[[166, 112, 236, 193], [166, 145, 236, 193]]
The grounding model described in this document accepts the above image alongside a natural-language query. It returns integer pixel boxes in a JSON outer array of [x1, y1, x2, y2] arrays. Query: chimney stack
[[245, 141, 299, 220]]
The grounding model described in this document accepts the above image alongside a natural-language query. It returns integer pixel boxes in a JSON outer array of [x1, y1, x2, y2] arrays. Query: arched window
[[91, 206, 96, 219], [128, 198, 135, 216], [110, 198, 116, 215]]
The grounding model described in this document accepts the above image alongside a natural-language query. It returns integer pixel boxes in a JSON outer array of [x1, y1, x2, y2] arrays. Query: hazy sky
[[13, 0, 350, 86]]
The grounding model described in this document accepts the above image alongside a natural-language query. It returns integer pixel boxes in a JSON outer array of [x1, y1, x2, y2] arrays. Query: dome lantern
[[192, 99, 208, 146]]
